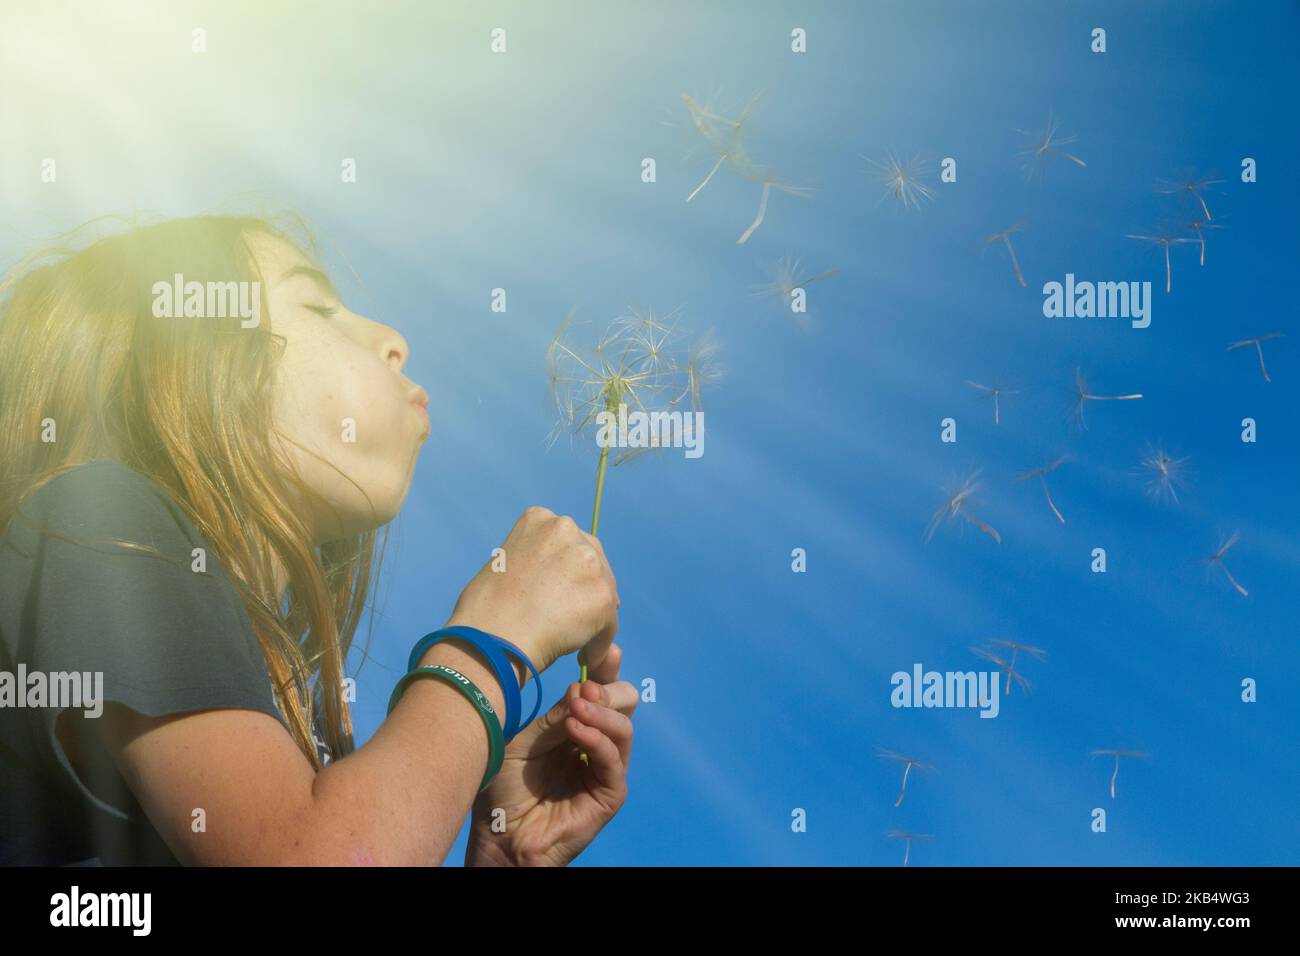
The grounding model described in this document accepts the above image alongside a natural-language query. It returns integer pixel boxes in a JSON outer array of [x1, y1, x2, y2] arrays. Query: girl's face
[[251, 232, 430, 542]]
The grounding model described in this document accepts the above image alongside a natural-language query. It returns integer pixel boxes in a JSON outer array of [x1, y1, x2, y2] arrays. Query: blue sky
[[3, 1, 1297, 865]]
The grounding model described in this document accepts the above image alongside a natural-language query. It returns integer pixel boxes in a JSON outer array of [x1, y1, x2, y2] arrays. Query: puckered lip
[[408, 386, 430, 411]]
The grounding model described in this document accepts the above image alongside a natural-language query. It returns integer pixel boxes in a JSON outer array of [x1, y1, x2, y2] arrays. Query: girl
[[0, 213, 635, 866]]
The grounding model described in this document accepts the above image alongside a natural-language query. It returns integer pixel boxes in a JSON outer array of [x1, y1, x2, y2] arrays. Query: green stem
[[576, 416, 613, 767], [590, 442, 610, 537]]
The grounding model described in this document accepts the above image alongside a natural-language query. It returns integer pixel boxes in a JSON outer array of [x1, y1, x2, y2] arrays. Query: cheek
[[332, 365, 409, 453], [272, 322, 416, 515], [277, 334, 399, 452]]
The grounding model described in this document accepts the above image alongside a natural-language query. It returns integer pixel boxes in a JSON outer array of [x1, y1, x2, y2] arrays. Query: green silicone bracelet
[[387, 664, 505, 792]]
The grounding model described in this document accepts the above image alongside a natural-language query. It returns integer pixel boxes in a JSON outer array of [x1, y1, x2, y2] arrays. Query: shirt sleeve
[[6, 459, 286, 821]]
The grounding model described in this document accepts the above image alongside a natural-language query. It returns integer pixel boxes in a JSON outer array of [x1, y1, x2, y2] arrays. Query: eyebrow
[[277, 265, 340, 299]]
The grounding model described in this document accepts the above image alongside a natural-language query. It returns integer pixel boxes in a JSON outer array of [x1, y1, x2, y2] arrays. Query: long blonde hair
[[0, 212, 385, 767]]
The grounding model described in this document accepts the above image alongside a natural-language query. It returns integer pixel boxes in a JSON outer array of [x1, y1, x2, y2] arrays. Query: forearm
[[293, 635, 527, 865]]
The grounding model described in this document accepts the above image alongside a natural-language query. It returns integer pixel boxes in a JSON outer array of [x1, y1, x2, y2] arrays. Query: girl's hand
[[446, 506, 620, 676], [464, 643, 636, 866]]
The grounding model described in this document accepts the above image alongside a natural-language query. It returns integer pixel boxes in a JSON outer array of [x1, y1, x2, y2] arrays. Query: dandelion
[[877, 749, 934, 808], [679, 329, 723, 416], [964, 379, 1021, 425], [547, 307, 721, 754], [1015, 455, 1070, 524], [1136, 442, 1189, 504], [980, 223, 1028, 287], [1227, 331, 1285, 383], [925, 470, 1001, 545], [1090, 749, 1148, 800], [1156, 172, 1224, 221], [751, 255, 839, 327], [680, 90, 758, 201], [1071, 368, 1143, 429], [886, 831, 933, 867], [1203, 531, 1248, 597], [971, 639, 1046, 697], [864, 153, 935, 210], [549, 305, 706, 490], [1126, 230, 1198, 293], [544, 307, 587, 427], [1184, 218, 1224, 267], [1017, 113, 1086, 179], [681, 91, 813, 243]]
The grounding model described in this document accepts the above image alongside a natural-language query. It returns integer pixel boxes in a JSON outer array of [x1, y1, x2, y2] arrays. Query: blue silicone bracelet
[[407, 626, 542, 741]]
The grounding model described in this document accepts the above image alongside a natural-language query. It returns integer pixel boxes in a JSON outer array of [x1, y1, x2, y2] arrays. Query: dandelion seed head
[[970, 645, 1033, 693], [1202, 531, 1249, 597], [1126, 230, 1197, 249], [865, 152, 935, 209], [681, 90, 809, 240], [877, 748, 933, 771], [1138, 442, 1189, 505], [1070, 367, 1143, 427], [1017, 113, 1086, 178], [1090, 749, 1149, 759], [545, 306, 720, 462], [1207, 530, 1241, 562], [679, 89, 801, 190], [752, 254, 803, 300], [1155, 170, 1224, 220], [979, 222, 1029, 286], [1185, 218, 1223, 236], [988, 638, 1047, 660], [1016, 454, 1070, 480], [751, 256, 839, 326], [1227, 331, 1284, 350], [981, 223, 1025, 246], [682, 329, 723, 413], [964, 379, 1021, 423], [1226, 331, 1284, 381], [926, 470, 1000, 544], [681, 90, 755, 162]]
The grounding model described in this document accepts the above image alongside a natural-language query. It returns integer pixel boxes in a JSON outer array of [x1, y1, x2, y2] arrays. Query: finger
[[572, 691, 634, 765], [580, 531, 619, 608], [581, 612, 617, 673], [563, 716, 627, 796], [523, 681, 627, 750], [586, 642, 622, 684], [581, 529, 609, 563], [518, 686, 583, 750], [514, 504, 554, 535], [580, 677, 638, 716]]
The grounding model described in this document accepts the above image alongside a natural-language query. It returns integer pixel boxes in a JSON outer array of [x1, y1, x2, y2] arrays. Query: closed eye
[[305, 303, 339, 319]]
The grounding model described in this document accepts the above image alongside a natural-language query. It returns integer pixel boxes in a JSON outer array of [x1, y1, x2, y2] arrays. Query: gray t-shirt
[[0, 459, 337, 865]]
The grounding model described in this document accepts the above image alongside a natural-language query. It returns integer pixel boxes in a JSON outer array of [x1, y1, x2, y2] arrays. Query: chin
[[313, 473, 410, 540]]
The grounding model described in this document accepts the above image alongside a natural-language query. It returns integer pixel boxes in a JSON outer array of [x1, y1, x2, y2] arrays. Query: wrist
[[415, 640, 509, 729], [440, 615, 533, 687], [465, 825, 519, 867]]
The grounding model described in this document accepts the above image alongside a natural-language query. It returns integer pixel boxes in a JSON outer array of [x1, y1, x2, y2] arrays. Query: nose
[[369, 319, 410, 372]]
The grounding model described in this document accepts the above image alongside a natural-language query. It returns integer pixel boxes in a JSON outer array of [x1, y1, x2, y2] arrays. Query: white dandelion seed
[[926, 470, 1001, 545], [1090, 749, 1148, 801], [1227, 331, 1284, 383], [1017, 113, 1086, 179], [1015, 455, 1070, 524]]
